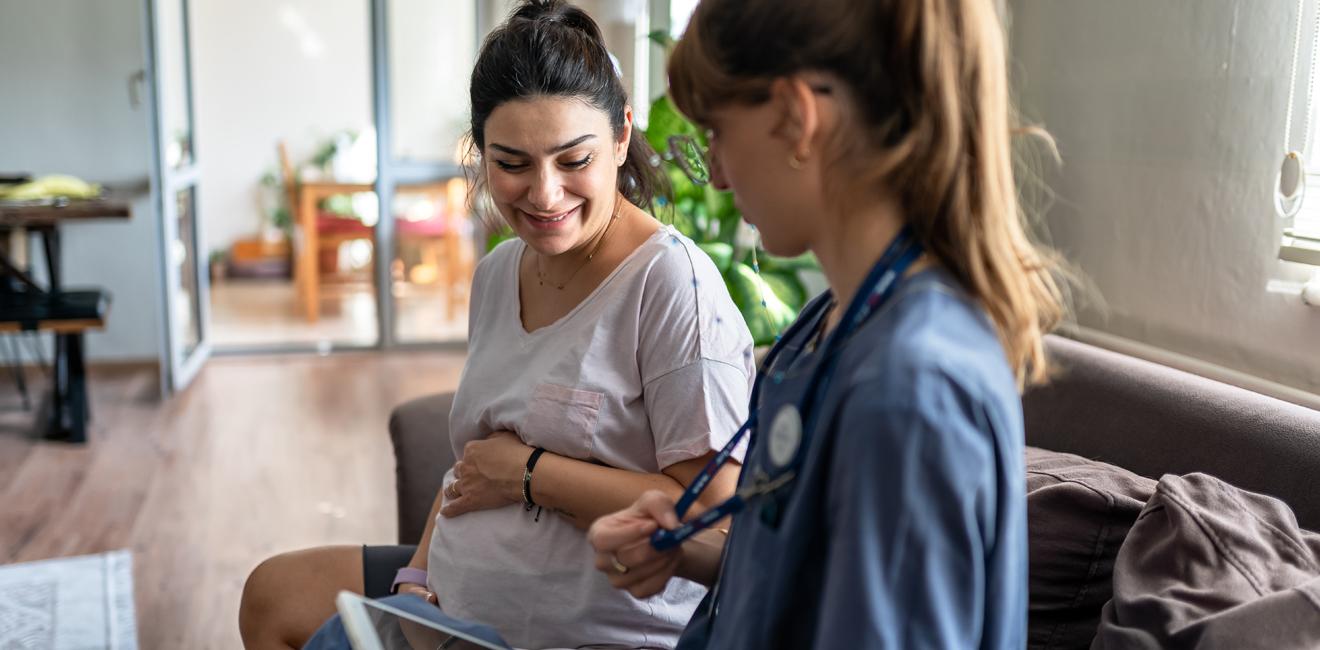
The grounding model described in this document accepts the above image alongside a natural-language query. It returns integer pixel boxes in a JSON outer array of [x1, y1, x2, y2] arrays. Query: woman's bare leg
[[239, 545, 363, 650]]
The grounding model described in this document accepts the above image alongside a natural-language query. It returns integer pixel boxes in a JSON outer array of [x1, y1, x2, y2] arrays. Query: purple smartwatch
[[390, 567, 429, 594]]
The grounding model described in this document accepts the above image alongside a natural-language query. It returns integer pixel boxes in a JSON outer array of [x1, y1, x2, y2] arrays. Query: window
[[670, 0, 699, 38], [1279, 0, 1320, 267]]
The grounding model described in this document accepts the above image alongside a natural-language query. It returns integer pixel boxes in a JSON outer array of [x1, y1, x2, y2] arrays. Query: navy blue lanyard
[[650, 226, 924, 551]]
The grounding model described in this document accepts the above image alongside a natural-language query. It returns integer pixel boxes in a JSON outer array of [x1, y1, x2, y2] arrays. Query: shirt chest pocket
[[524, 383, 604, 459]]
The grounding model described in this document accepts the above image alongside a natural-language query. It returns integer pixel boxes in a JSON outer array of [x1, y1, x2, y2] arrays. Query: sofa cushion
[[1026, 446, 1156, 650], [389, 393, 456, 545], [1093, 473, 1320, 649], [1024, 336, 1320, 532]]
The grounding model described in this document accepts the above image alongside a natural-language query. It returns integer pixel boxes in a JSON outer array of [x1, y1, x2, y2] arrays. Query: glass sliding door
[[148, 0, 210, 392], [193, 0, 379, 352], [373, 0, 480, 346]]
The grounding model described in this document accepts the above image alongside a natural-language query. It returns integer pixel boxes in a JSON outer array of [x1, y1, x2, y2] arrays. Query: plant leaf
[[646, 96, 702, 156], [666, 165, 702, 204], [697, 242, 734, 273], [486, 229, 515, 253], [646, 29, 673, 49], [703, 186, 740, 244], [759, 269, 808, 312], [759, 251, 820, 272], [725, 262, 797, 346]]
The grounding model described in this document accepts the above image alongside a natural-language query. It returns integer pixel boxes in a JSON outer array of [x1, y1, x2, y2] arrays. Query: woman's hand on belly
[[441, 431, 533, 519]]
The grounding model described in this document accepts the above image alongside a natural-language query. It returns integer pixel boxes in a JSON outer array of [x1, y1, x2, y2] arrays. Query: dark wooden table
[[0, 197, 132, 224], [0, 197, 131, 442]]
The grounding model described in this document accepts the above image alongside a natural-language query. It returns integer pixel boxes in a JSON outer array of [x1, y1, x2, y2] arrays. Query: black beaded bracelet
[[522, 447, 546, 511]]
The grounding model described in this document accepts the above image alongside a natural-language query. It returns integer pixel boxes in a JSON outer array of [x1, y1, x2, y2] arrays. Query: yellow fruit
[[0, 174, 101, 200]]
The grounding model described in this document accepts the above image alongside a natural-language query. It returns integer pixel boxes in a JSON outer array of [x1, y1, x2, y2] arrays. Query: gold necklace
[[536, 205, 621, 290]]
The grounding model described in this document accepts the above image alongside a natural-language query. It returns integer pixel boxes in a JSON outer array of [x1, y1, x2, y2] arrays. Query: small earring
[[788, 152, 808, 170]]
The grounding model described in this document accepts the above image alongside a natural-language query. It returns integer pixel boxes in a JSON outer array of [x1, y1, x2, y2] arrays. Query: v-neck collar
[[512, 226, 672, 338]]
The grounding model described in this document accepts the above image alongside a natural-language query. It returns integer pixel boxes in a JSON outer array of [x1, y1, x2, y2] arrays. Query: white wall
[[191, 0, 374, 253], [0, 0, 163, 362], [481, 0, 658, 116], [1009, 0, 1320, 393], [577, 0, 645, 106], [389, 0, 478, 164]]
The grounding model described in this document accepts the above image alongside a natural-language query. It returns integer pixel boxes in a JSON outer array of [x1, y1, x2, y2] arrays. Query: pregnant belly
[[428, 502, 586, 583], [426, 503, 640, 647]]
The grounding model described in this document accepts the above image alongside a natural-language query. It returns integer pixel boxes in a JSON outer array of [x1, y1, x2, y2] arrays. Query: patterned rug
[[0, 550, 138, 649]]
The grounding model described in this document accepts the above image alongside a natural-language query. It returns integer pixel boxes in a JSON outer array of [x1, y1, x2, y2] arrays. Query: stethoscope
[[650, 225, 924, 552]]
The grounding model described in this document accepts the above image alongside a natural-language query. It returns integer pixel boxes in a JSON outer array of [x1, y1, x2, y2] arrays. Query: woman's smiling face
[[483, 96, 630, 257]]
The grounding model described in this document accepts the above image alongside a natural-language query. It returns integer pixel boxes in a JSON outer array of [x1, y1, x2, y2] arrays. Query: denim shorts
[[361, 544, 418, 597]]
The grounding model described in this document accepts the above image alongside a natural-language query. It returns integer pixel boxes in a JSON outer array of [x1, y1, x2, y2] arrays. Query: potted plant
[[259, 171, 294, 241], [208, 249, 227, 284]]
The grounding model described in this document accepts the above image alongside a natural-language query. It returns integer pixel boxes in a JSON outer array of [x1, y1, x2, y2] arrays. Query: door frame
[[144, 0, 211, 394], [368, 0, 480, 349]]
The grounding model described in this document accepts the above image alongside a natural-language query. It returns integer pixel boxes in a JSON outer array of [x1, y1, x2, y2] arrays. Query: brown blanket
[[1092, 473, 1320, 649]]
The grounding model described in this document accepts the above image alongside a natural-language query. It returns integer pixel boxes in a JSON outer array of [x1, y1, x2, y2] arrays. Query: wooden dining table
[[0, 196, 131, 442]]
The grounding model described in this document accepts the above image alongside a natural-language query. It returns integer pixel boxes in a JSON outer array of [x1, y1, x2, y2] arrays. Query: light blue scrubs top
[[677, 268, 1027, 649]]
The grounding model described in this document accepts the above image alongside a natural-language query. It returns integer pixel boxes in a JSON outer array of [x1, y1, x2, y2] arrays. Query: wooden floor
[[0, 351, 465, 648], [210, 279, 469, 348]]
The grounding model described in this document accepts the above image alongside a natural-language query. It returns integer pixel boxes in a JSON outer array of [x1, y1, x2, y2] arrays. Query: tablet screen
[[354, 596, 509, 650]]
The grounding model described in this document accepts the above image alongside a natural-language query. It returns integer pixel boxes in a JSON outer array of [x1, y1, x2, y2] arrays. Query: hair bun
[[510, 0, 605, 45]]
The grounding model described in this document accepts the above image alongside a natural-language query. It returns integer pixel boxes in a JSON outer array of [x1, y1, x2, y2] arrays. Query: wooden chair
[[278, 141, 374, 322], [395, 177, 473, 321], [279, 142, 473, 322]]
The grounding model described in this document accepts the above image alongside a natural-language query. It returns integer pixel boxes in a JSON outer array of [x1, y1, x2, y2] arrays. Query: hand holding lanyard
[[650, 226, 924, 551]]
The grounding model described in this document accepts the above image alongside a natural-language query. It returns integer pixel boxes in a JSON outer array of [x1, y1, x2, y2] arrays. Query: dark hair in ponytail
[[469, 0, 667, 210]]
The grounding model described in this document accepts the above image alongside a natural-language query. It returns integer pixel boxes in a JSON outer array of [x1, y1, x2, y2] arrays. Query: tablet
[[335, 591, 512, 650]]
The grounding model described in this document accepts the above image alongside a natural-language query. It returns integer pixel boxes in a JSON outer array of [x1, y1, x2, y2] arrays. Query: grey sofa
[[388, 334, 1320, 544]]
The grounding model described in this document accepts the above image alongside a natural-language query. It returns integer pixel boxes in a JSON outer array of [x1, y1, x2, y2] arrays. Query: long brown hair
[[669, 0, 1064, 388]]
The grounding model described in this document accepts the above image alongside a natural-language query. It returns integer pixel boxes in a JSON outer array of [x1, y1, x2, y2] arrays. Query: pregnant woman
[[239, 2, 753, 648]]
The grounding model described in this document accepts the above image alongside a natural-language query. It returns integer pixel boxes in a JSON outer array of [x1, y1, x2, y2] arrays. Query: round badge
[[768, 405, 803, 469]]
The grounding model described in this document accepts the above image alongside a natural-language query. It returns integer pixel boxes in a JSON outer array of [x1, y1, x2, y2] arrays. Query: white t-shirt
[[428, 225, 754, 649]]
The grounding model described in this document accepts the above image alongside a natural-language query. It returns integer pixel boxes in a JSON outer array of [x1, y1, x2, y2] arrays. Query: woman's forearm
[[527, 453, 687, 529], [675, 528, 727, 587], [527, 450, 741, 533], [408, 487, 446, 569]]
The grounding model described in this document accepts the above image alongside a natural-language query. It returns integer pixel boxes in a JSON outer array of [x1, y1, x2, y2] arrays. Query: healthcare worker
[[588, 0, 1065, 647]]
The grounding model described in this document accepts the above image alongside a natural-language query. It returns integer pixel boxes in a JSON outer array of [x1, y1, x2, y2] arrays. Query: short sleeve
[[636, 235, 755, 468], [811, 368, 1005, 648], [644, 359, 752, 467], [464, 239, 515, 346]]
